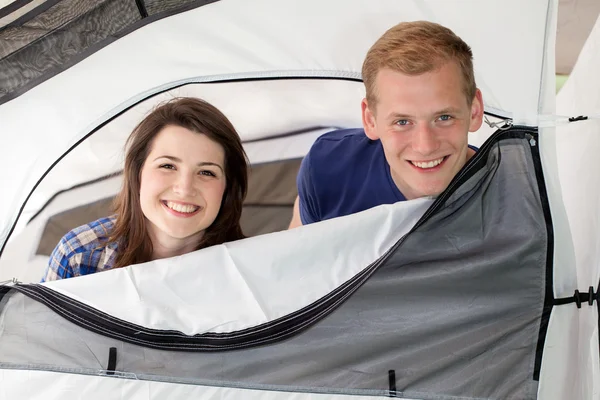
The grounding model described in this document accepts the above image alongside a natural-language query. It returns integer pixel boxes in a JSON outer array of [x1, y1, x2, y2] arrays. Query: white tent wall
[[5, 0, 600, 399], [0, 0, 555, 253], [537, 12, 600, 400]]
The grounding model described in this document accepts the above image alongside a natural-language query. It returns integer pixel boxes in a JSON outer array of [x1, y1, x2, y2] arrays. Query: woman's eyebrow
[[154, 156, 224, 172], [197, 161, 224, 172]]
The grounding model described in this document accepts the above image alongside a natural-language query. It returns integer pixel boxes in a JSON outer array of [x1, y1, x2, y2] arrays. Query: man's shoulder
[[308, 128, 379, 164], [58, 216, 117, 257], [312, 128, 372, 149]]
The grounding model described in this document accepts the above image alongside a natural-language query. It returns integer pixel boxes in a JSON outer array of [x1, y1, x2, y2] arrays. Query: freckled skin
[[362, 62, 484, 200]]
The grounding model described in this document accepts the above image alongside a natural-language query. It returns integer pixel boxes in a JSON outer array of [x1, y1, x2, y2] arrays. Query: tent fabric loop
[[106, 347, 117, 376], [568, 115, 589, 122], [387, 370, 396, 398], [552, 286, 598, 308]]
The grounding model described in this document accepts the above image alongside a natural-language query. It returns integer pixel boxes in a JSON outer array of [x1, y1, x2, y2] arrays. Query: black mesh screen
[[0, 0, 214, 104]]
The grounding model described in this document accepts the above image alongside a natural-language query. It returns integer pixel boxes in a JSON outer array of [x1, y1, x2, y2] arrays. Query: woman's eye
[[200, 170, 216, 177], [159, 164, 175, 170]]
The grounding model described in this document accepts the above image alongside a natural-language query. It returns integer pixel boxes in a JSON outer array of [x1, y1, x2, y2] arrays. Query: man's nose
[[412, 124, 440, 155]]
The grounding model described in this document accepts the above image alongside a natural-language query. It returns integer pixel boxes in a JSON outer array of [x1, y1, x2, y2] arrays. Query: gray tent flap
[[0, 129, 550, 400]]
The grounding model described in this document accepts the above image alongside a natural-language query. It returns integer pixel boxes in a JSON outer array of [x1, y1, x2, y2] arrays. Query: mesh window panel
[[0, 0, 140, 101]]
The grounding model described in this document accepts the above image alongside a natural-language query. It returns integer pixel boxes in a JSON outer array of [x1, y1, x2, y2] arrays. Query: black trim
[[0, 0, 34, 20], [388, 370, 397, 397], [0, 0, 221, 105], [106, 347, 117, 375], [134, 0, 148, 18], [529, 127, 555, 381]]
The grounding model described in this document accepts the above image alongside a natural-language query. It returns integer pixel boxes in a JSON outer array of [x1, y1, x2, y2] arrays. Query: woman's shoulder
[[56, 216, 117, 256]]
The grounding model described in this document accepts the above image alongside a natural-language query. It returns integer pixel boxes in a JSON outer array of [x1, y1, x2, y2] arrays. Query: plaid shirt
[[41, 216, 119, 282]]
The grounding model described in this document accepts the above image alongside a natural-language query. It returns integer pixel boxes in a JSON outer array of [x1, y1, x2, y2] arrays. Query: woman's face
[[139, 125, 226, 248]]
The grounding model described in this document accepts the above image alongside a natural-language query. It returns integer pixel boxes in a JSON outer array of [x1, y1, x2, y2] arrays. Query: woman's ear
[[468, 89, 484, 132], [362, 98, 379, 140]]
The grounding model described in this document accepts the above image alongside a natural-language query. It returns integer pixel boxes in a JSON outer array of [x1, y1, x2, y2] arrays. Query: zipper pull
[[0, 278, 21, 286]]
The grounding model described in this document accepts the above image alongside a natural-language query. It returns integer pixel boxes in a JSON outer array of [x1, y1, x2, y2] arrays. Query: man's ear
[[362, 98, 379, 140], [468, 89, 484, 132]]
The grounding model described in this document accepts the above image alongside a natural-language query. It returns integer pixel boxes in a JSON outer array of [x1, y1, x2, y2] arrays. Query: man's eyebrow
[[153, 156, 224, 172], [435, 107, 461, 115], [386, 112, 414, 120]]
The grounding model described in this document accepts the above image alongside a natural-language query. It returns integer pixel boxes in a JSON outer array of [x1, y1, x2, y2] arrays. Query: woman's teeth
[[165, 201, 199, 213]]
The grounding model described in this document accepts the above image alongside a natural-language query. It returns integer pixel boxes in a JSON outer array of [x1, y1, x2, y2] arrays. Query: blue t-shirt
[[297, 128, 477, 224], [297, 128, 405, 224]]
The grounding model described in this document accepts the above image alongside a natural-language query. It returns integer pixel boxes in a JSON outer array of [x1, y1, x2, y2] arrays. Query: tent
[[0, 0, 599, 399]]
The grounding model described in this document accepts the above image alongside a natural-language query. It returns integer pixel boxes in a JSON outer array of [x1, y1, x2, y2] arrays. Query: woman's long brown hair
[[109, 97, 248, 269]]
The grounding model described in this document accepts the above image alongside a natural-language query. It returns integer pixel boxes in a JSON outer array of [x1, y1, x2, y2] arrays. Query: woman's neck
[[147, 225, 204, 260]]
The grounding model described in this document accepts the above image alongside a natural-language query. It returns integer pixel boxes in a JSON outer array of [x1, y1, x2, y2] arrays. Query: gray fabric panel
[[1, 137, 546, 400]]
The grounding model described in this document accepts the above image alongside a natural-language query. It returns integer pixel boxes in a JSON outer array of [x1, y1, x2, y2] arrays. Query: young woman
[[41, 97, 248, 282]]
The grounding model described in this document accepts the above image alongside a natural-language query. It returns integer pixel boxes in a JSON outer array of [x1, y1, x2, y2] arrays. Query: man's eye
[[439, 114, 453, 121], [159, 164, 175, 170], [395, 119, 409, 126], [200, 170, 216, 177]]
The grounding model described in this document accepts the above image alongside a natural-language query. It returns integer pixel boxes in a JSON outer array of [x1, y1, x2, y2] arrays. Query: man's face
[[362, 62, 483, 200]]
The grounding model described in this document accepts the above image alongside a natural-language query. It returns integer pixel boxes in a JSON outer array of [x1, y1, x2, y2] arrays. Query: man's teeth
[[166, 201, 199, 213], [411, 157, 444, 169]]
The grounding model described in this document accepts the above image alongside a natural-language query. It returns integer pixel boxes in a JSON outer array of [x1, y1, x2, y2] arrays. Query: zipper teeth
[[13, 250, 392, 350], [8, 127, 537, 350], [412, 126, 535, 230]]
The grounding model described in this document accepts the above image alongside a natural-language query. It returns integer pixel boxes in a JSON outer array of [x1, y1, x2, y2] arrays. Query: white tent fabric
[[1, 0, 600, 399], [42, 198, 433, 334], [0, 0, 556, 252], [536, 13, 600, 400]]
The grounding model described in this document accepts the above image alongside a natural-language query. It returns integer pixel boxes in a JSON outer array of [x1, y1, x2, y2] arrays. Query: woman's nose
[[173, 173, 197, 197]]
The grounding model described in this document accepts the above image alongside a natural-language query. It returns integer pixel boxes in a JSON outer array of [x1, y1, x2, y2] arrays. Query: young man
[[288, 21, 484, 228]]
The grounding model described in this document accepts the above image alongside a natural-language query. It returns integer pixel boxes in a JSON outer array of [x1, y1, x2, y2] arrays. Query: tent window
[[35, 159, 301, 256]]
